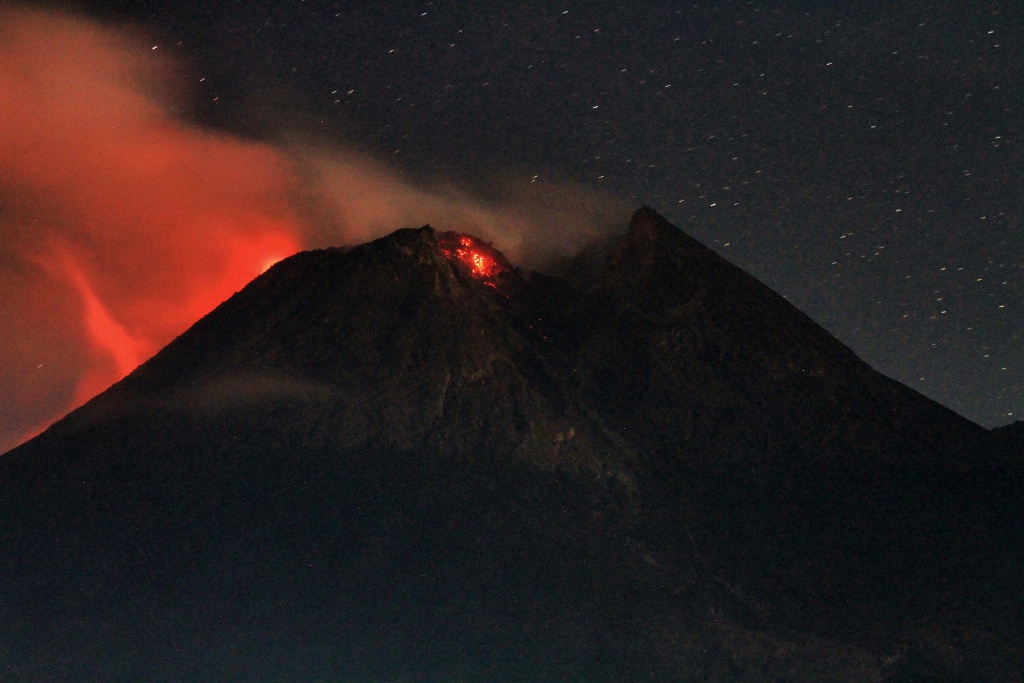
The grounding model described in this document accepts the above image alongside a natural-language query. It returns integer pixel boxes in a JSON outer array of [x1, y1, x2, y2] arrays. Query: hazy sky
[[1, 1, 1021, 451]]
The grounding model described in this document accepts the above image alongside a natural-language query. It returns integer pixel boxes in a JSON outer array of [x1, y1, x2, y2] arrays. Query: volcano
[[1, 207, 1021, 682]]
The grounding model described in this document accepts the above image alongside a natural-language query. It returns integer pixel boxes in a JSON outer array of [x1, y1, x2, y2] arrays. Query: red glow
[[35, 227, 301, 417], [261, 256, 284, 274], [49, 248, 150, 406], [438, 233, 506, 287], [0, 8, 306, 453]]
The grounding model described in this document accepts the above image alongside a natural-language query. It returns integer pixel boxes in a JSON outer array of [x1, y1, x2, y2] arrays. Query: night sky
[[1, 1, 1021, 450]]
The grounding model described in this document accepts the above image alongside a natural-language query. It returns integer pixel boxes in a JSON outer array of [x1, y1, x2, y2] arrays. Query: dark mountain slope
[[0, 229, 659, 681], [1, 209, 1021, 682], [993, 420, 1024, 464], [538, 208, 1024, 648], [557, 206, 989, 471]]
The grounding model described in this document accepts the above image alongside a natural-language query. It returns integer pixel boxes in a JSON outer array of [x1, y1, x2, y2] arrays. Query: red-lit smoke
[[0, 7, 624, 454], [0, 7, 303, 452]]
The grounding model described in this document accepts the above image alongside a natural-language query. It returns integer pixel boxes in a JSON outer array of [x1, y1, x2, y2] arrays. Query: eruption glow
[[0, 7, 621, 454], [438, 233, 507, 288], [0, 7, 305, 452], [48, 248, 151, 406]]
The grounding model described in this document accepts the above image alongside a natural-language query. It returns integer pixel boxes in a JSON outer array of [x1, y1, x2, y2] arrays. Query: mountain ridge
[[1, 207, 1020, 682]]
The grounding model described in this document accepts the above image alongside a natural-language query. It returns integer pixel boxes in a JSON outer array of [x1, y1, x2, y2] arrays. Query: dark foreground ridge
[[2, 208, 1022, 682]]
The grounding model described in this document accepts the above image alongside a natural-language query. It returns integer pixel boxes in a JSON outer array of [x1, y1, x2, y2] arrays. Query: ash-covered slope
[[1, 208, 1021, 682]]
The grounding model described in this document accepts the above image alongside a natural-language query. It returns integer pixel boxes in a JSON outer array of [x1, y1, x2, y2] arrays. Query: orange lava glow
[[0, 8, 306, 453], [438, 233, 505, 287], [37, 227, 301, 416], [50, 248, 151, 406]]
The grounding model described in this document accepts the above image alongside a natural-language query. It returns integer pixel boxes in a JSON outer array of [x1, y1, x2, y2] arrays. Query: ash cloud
[[0, 6, 624, 454], [293, 144, 627, 268]]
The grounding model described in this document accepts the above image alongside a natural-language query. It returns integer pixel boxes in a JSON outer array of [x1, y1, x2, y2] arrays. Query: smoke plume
[[0, 6, 623, 454]]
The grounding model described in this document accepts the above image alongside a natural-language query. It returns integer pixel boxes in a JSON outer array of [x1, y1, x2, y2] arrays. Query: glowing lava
[[437, 232, 506, 287], [52, 249, 151, 406], [25, 228, 301, 441]]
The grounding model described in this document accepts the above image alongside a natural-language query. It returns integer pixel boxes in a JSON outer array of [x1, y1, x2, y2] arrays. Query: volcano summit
[[1, 207, 1021, 682]]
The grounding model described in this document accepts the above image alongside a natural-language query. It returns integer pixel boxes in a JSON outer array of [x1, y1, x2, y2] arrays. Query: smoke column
[[0, 7, 622, 454]]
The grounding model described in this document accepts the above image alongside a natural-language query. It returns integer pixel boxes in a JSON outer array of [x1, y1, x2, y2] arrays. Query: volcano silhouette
[[1, 207, 1021, 682]]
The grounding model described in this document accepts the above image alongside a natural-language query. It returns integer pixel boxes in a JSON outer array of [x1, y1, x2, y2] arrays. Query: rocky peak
[[627, 204, 678, 242]]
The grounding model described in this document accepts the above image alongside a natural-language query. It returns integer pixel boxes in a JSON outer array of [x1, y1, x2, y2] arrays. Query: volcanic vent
[[437, 231, 510, 289]]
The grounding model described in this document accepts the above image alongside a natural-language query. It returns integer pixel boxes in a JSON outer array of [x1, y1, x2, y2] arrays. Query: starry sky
[[3, 0, 1021, 440]]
